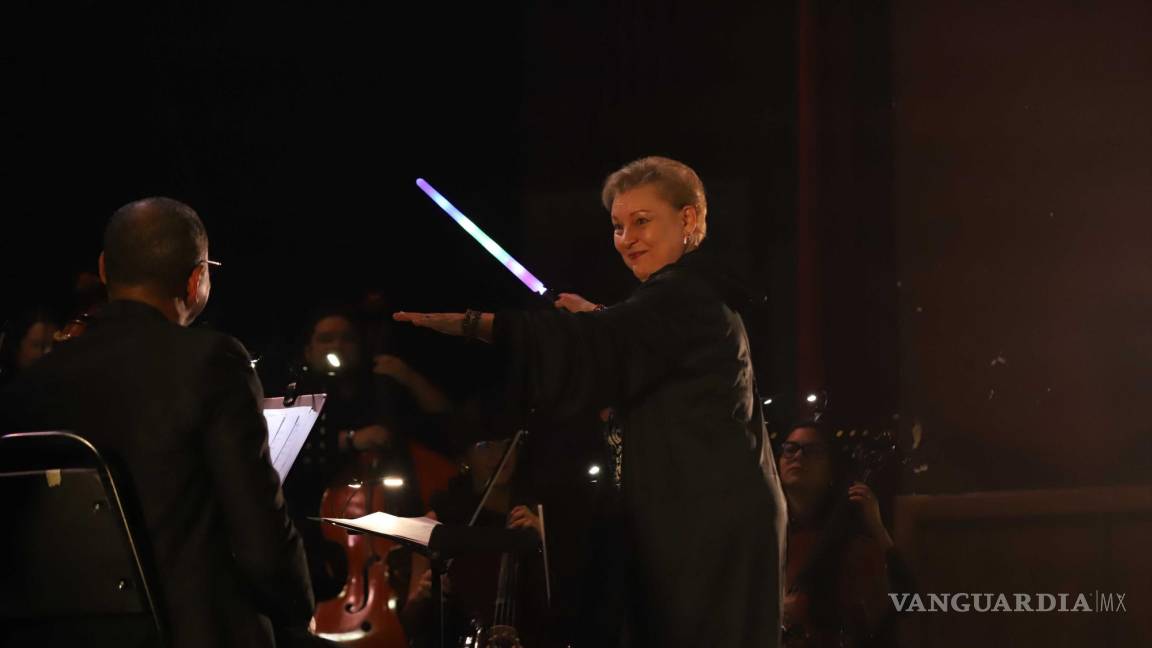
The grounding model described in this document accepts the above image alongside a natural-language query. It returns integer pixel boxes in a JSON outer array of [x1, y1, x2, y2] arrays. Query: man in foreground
[[1, 197, 314, 647]]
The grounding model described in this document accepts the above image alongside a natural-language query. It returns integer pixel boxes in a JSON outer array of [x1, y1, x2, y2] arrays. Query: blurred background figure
[[0, 307, 60, 387], [399, 394, 553, 648], [288, 305, 452, 491], [70, 271, 108, 317], [777, 418, 907, 648], [280, 305, 459, 646]]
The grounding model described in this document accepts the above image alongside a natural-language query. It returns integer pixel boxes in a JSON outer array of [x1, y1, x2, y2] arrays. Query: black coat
[[493, 251, 787, 647], [0, 300, 314, 648]]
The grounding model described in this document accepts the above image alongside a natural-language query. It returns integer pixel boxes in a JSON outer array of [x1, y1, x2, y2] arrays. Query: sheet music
[[262, 394, 325, 483], [321, 512, 441, 547]]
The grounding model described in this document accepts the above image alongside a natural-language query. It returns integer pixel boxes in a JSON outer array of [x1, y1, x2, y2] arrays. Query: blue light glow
[[416, 178, 547, 295]]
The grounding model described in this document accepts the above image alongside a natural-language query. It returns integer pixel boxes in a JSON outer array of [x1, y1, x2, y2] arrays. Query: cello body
[[311, 441, 457, 646]]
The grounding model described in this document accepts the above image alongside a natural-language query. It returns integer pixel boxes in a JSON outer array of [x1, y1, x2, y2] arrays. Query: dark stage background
[[4, 1, 1152, 645], [891, 0, 1152, 492], [1, 0, 799, 406], [3, 0, 1149, 497]]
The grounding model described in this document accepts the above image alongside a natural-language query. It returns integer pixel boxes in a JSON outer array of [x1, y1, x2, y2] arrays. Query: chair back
[[0, 431, 168, 647]]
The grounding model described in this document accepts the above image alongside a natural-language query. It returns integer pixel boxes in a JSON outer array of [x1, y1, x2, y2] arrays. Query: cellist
[[281, 306, 456, 636], [399, 397, 551, 648]]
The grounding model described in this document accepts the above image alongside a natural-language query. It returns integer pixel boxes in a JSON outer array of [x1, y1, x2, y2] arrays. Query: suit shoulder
[[182, 329, 263, 401], [182, 327, 254, 365]]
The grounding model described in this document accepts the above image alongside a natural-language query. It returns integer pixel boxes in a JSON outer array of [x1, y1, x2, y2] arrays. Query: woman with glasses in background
[[777, 421, 902, 648]]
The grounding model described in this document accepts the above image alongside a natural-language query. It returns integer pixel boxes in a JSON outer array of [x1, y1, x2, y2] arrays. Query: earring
[[683, 236, 689, 246]]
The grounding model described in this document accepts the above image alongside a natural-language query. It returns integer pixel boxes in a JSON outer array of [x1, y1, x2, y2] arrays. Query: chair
[[0, 431, 168, 647]]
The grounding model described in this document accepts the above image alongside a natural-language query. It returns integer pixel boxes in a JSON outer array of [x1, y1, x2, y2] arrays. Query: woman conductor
[[395, 156, 786, 648]]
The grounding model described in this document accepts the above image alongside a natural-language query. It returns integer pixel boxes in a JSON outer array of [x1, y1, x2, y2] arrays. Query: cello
[[311, 439, 458, 646], [438, 431, 553, 648], [290, 309, 461, 646], [458, 515, 543, 648]]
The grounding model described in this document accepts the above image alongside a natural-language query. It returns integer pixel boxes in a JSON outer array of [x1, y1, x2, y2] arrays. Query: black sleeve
[[493, 271, 719, 416], [200, 335, 315, 626]]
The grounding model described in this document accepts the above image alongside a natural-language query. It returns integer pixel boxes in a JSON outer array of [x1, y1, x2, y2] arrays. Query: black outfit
[[493, 249, 787, 648], [0, 300, 314, 648]]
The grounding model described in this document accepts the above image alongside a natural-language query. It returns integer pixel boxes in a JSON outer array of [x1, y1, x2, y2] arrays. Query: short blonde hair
[[601, 156, 708, 248]]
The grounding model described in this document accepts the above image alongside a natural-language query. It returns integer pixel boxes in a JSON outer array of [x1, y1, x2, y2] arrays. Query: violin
[[53, 306, 101, 344], [54, 272, 107, 344]]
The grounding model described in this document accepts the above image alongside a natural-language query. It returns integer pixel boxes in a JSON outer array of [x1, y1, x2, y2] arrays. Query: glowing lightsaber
[[416, 178, 548, 296]]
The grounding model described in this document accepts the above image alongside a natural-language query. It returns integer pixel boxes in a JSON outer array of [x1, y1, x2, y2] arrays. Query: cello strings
[[495, 553, 509, 625], [509, 555, 520, 625]]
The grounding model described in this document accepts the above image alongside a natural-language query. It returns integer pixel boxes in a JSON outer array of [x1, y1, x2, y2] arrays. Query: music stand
[[318, 429, 539, 648], [261, 393, 325, 483]]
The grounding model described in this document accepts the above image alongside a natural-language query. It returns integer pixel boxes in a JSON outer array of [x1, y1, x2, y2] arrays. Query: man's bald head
[[103, 197, 208, 297]]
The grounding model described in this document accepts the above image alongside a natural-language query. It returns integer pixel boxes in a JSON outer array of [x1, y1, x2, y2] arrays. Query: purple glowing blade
[[416, 178, 547, 295]]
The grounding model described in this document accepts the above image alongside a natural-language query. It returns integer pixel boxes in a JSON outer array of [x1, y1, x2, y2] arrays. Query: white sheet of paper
[[321, 511, 441, 547], [262, 394, 325, 483]]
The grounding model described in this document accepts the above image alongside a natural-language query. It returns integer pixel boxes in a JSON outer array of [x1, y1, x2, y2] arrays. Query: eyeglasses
[[779, 441, 828, 459], [190, 259, 221, 276]]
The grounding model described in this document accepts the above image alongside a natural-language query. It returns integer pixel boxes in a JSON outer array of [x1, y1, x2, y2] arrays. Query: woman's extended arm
[[392, 274, 713, 416], [393, 311, 495, 343]]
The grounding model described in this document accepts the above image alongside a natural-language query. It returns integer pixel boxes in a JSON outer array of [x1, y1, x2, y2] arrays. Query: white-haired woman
[[396, 156, 786, 648]]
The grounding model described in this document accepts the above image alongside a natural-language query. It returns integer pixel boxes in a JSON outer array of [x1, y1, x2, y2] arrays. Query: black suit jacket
[[0, 300, 314, 648]]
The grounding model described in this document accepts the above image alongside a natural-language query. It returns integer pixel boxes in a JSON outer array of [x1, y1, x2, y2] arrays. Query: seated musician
[[293, 306, 450, 466], [0, 307, 59, 386], [399, 400, 547, 648], [0, 197, 315, 648], [283, 307, 454, 598], [778, 421, 899, 648]]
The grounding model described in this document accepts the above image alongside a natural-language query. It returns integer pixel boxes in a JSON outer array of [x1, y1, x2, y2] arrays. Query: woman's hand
[[507, 505, 543, 538], [848, 482, 895, 549], [553, 292, 601, 313], [393, 311, 494, 342]]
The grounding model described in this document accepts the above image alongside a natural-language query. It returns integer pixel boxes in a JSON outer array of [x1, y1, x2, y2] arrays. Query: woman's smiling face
[[611, 183, 697, 282]]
